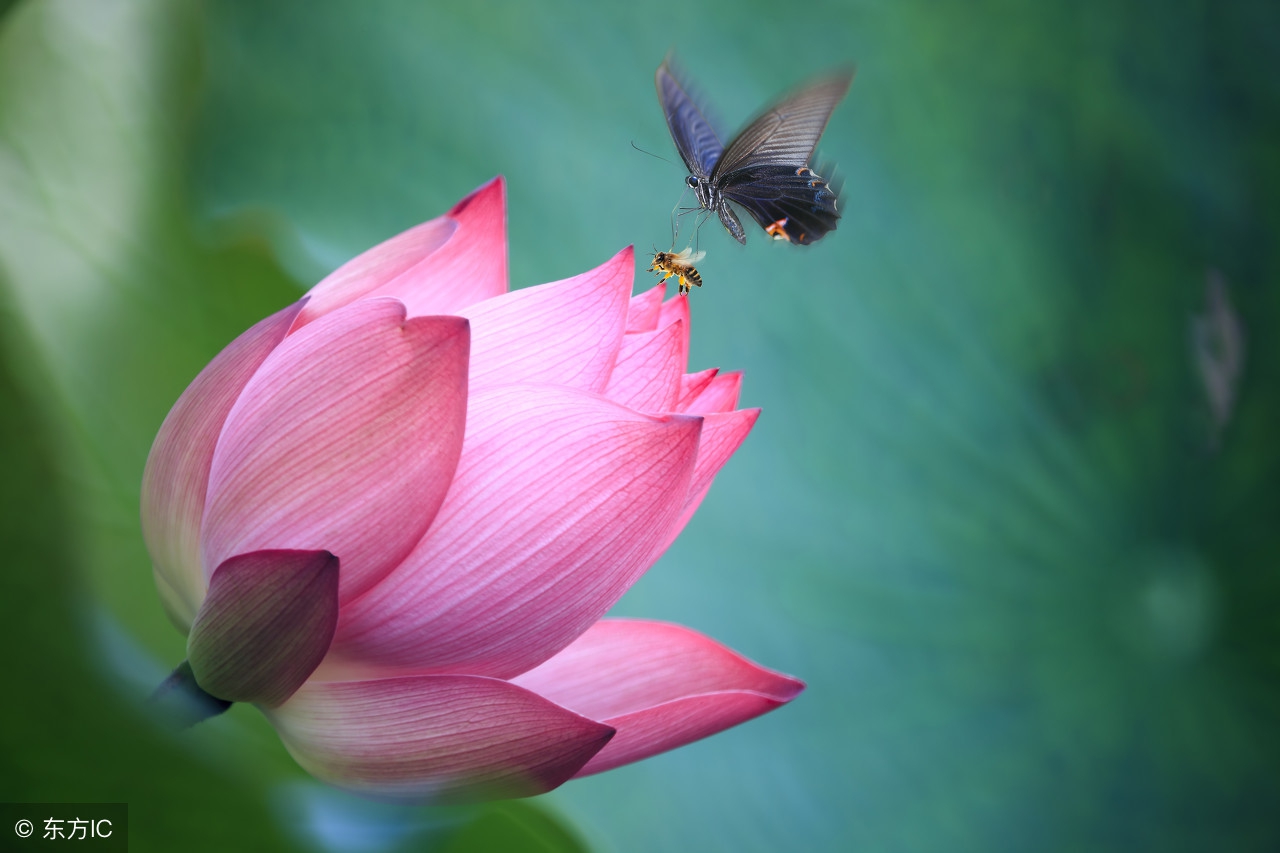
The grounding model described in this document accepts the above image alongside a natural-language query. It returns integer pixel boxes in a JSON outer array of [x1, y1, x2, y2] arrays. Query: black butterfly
[[656, 59, 853, 245]]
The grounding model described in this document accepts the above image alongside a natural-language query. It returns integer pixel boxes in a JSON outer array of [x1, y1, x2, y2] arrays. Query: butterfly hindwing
[[719, 165, 841, 245]]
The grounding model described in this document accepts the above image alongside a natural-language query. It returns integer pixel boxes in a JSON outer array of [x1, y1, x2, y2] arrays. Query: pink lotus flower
[[141, 177, 803, 802]]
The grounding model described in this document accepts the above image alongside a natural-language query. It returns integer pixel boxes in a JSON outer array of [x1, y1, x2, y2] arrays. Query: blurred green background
[[2, 0, 1278, 850]]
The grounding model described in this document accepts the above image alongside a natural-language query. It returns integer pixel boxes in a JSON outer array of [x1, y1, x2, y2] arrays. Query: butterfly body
[[685, 173, 744, 243], [657, 60, 852, 245]]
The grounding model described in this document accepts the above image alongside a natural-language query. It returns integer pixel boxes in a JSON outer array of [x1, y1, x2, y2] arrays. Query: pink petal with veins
[[626, 282, 666, 332], [512, 619, 803, 777], [575, 693, 792, 777], [685, 370, 743, 413], [604, 320, 687, 413], [297, 220, 457, 329], [658, 292, 690, 336], [141, 300, 304, 630], [461, 247, 632, 394], [682, 409, 759, 513], [327, 384, 701, 680], [658, 408, 761, 552], [385, 176, 507, 316], [201, 298, 469, 603], [268, 675, 614, 802], [297, 177, 507, 328], [677, 368, 719, 411]]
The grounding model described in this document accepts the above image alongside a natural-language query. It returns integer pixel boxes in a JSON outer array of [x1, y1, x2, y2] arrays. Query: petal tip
[[773, 674, 806, 703], [449, 175, 505, 218], [606, 246, 637, 283], [588, 722, 618, 752], [665, 411, 704, 432], [413, 313, 471, 336]]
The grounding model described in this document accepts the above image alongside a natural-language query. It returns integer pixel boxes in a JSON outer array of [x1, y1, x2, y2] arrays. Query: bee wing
[[685, 250, 706, 264]]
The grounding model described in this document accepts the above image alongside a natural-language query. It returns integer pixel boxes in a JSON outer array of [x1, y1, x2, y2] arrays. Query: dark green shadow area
[[441, 803, 589, 853], [0, 1, 588, 850], [0, 310, 304, 850]]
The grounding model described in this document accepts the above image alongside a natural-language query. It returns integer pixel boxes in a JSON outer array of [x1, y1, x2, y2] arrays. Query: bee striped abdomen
[[649, 248, 705, 295]]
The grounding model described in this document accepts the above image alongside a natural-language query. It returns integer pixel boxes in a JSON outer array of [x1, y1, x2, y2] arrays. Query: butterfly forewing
[[711, 72, 854, 180], [655, 61, 724, 178]]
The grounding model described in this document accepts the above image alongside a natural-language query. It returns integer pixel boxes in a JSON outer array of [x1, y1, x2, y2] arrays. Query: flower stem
[[148, 660, 233, 728]]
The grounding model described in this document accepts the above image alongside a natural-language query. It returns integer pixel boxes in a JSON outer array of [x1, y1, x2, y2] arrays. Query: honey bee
[[649, 247, 705, 295]]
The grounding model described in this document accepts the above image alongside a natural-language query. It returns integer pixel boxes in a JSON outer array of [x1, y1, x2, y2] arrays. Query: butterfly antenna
[[632, 140, 675, 165]]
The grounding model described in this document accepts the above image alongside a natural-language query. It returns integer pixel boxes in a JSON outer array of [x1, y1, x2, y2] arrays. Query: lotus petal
[[269, 675, 613, 802], [657, 292, 690, 344], [141, 300, 304, 629], [626, 282, 666, 332], [461, 247, 632, 394], [201, 299, 469, 603], [513, 619, 803, 776], [605, 320, 687, 413], [296, 177, 506, 327], [386, 176, 508, 316], [685, 370, 743, 414], [297, 220, 457, 329], [327, 384, 702, 680], [187, 549, 339, 707], [677, 368, 719, 411]]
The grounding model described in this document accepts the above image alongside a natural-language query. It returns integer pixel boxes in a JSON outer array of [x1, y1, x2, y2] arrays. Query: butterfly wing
[[711, 70, 853, 244], [655, 60, 724, 178], [719, 165, 841, 245], [711, 71, 853, 178]]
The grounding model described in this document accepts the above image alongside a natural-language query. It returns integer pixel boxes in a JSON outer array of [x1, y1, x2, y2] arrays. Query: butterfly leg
[[692, 209, 715, 252], [670, 186, 694, 245]]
